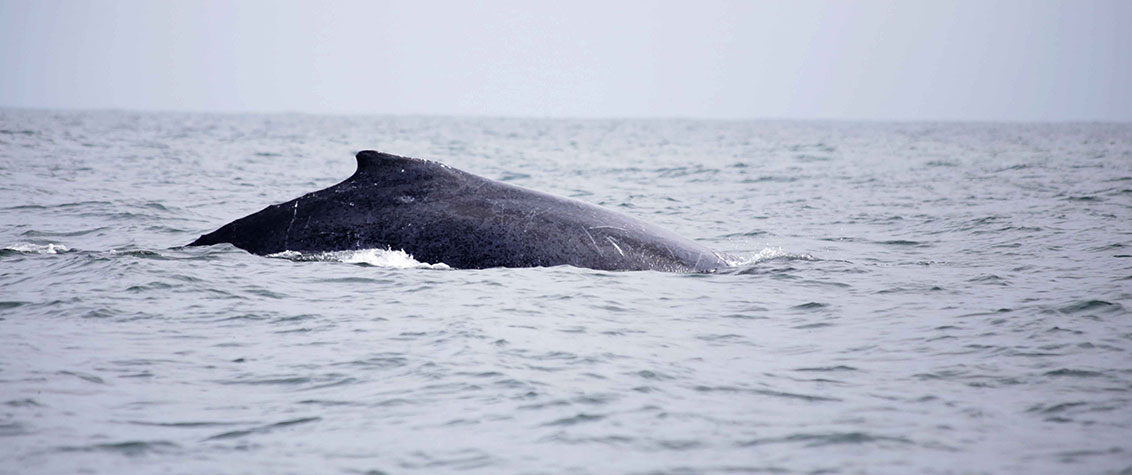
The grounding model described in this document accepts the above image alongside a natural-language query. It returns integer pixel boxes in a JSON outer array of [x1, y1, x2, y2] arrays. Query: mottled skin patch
[[189, 151, 727, 272]]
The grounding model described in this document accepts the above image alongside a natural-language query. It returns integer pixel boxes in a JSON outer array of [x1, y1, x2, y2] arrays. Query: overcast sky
[[1, 0, 1128, 121]]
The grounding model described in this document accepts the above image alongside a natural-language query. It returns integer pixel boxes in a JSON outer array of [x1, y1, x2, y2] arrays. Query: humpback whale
[[189, 151, 728, 272]]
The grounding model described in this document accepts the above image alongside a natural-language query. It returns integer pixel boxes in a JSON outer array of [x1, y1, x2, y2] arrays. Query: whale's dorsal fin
[[355, 150, 415, 173], [352, 150, 436, 177], [349, 150, 456, 187]]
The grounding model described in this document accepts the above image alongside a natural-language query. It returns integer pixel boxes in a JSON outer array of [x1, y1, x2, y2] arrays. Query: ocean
[[1, 109, 1130, 473]]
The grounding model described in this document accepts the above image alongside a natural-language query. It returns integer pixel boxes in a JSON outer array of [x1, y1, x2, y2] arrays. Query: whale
[[188, 151, 728, 272]]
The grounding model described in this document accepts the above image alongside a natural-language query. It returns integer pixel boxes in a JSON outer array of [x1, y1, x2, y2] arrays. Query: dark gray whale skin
[[189, 151, 728, 272]]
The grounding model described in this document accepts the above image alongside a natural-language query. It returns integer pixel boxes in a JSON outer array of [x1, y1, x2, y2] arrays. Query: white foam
[[725, 247, 815, 266], [268, 248, 451, 270], [5, 243, 70, 254]]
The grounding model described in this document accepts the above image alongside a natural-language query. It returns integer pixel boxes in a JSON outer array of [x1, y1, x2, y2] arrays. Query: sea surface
[[1, 109, 1130, 474]]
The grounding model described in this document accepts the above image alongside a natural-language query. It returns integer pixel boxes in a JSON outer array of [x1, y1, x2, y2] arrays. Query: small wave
[[741, 175, 799, 183], [876, 239, 927, 247], [794, 365, 858, 372], [543, 413, 605, 426], [203, 416, 321, 441], [725, 247, 816, 267], [268, 248, 451, 270], [1044, 368, 1104, 378], [1058, 300, 1121, 314], [925, 160, 959, 167], [738, 431, 911, 448], [3, 243, 71, 254], [57, 440, 178, 456], [21, 227, 108, 238]]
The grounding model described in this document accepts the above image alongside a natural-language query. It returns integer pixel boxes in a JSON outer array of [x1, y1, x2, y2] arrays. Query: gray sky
[[1, 0, 1129, 121]]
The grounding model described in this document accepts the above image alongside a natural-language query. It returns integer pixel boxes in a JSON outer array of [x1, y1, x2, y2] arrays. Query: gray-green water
[[1, 109, 1130, 473]]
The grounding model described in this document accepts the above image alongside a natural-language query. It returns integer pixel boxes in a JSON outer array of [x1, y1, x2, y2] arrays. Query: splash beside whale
[[188, 151, 728, 272]]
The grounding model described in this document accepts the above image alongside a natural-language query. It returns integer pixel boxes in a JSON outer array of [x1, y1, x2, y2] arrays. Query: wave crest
[[3, 243, 71, 254], [267, 248, 451, 270], [725, 247, 816, 267]]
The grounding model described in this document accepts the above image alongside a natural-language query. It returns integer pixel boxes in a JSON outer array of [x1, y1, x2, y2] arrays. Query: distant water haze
[[1, 0, 1129, 121]]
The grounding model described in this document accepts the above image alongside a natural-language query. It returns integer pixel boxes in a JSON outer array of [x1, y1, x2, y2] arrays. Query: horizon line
[[2, 104, 1129, 125]]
